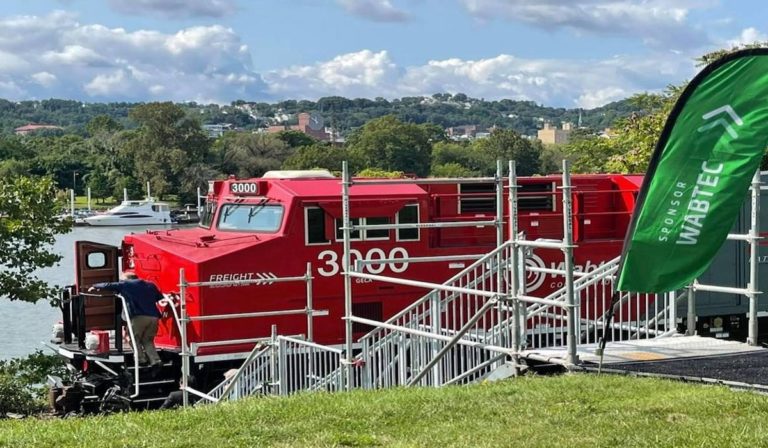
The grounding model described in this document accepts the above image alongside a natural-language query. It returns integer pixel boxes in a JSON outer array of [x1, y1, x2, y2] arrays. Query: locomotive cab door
[[75, 241, 120, 330]]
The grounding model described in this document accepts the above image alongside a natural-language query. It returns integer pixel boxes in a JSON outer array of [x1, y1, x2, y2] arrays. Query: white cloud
[[458, 0, 709, 49], [0, 9, 707, 107], [85, 70, 131, 96], [577, 87, 628, 109], [727, 27, 768, 47], [108, 0, 237, 18], [265, 50, 400, 98], [0, 50, 30, 73], [0, 80, 24, 98], [0, 11, 265, 102], [264, 50, 696, 108], [0, 10, 76, 52], [31, 72, 57, 87], [337, 0, 409, 22], [42, 45, 110, 66]]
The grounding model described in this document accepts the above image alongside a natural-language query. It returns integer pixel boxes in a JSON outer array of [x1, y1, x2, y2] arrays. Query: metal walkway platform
[[523, 335, 764, 364], [524, 335, 768, 388]]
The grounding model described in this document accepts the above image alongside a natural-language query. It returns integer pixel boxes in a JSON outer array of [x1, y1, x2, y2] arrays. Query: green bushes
[[0, 351, 67, 416], [0, 373, 41, 416]]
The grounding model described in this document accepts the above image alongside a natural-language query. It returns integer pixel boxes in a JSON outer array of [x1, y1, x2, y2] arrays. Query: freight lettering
[[208, 273, 256, 282], [207, 273, 257, 287], [677, 161, 723, 245]]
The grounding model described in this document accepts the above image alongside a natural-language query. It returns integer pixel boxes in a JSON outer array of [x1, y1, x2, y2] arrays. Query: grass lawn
[[2, 374, 767, 447]]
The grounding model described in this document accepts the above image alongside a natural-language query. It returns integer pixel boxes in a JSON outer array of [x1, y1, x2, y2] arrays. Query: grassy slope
[[2, 374, 768, 448]]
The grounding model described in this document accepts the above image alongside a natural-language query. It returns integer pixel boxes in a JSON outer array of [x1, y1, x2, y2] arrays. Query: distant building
[[447, 124, 477, 139], [203, 123, 233, 138], [267, 112, 336, 142], [537, 122, 572, 145], [447, 124, 486, 141], [14, 123, 63, 135]]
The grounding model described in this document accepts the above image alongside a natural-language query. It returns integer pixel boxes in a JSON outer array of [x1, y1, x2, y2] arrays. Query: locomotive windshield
[[217, 203, 284, 232]]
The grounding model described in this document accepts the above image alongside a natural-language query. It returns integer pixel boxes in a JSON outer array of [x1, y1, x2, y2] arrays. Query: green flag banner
[[617, 49, 768, 293]]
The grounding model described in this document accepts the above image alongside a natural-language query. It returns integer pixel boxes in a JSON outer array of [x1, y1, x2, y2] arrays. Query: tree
[[431, 162, 476, 177], [346, 115, 433, 176], [562, 88, 680, 174], [430, 141, 487, 176], [85, 170, 111, 203], [276, 130, 317, 148], [27, 135, 89, 193], [697, 41, 768, 66], [178, 163, 221, 204], [109, 172, 143, 201], [86, 115, 123, 137], [282, 144, 358, 172], [124, 102, 211, 198], [213, 132, 290, 178], [356, 168, 405, 178], [0, 177, 71, 303], [471, 129, 543, 176]]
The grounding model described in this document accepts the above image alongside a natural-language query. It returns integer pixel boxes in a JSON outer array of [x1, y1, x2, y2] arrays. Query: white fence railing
[[204, 334, 344, 403]]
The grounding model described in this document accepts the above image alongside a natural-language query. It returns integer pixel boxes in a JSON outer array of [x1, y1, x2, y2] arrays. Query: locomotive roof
[[267, 177, 427, 199], [126, 173, 644, 266]]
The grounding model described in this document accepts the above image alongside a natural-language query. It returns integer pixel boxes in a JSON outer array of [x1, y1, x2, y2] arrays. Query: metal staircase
[[204, 243, 678, 402]]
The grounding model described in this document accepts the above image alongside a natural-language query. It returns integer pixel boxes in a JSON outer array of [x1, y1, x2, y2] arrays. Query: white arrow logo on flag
[[697, 105, 744, 139]]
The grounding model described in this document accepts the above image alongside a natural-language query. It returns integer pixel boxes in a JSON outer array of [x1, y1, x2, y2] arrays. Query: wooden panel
[[75, 241, 119, 331]]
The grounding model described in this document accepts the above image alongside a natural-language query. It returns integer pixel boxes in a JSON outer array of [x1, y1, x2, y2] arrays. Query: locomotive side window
[[218, 203, 284, 232], [459, 184, 495, 213], [396, 204, 419, 241], [365, 217, 390, 240], [336, 218, 362, 241], [199, 200, 217, 229], [305, 207, 330, 245]]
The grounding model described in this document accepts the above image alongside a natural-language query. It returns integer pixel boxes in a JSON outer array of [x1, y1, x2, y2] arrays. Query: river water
[[0, 225, 175, 360]]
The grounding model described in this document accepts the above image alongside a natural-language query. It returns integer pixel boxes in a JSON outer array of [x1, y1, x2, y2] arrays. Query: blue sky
[[0, 0, 763, 107]]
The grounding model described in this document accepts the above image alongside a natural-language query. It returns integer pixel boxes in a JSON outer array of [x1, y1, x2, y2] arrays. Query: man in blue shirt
[[89, 272, 163, 370]]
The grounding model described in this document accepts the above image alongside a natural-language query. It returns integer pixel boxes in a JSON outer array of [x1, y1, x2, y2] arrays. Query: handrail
[[356, 241, 511, 375], [116, 294, 142, 398], [359, 240, 513, 341], [159, 295, 183, 338], [216, 344, 271, 401], [277, 335, 345, 354], [178, 264, 320, 405], [347, 316, 516, 356], [80, 292, 141, 397]]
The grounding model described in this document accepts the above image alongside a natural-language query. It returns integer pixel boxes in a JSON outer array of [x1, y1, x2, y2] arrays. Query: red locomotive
[[54, 169, 641, 410]]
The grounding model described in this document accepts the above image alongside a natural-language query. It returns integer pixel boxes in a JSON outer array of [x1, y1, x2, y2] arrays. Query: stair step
[[131, 396, 168, 404], [127, 362, 173, 370], [138, 379, 176, 386]]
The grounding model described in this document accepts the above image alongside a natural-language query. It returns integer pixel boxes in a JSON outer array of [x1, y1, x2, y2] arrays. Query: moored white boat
[[84, 199, 172, 226]]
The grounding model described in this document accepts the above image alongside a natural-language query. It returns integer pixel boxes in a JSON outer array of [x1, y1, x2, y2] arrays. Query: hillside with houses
[[0, 94, 633, 139]]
